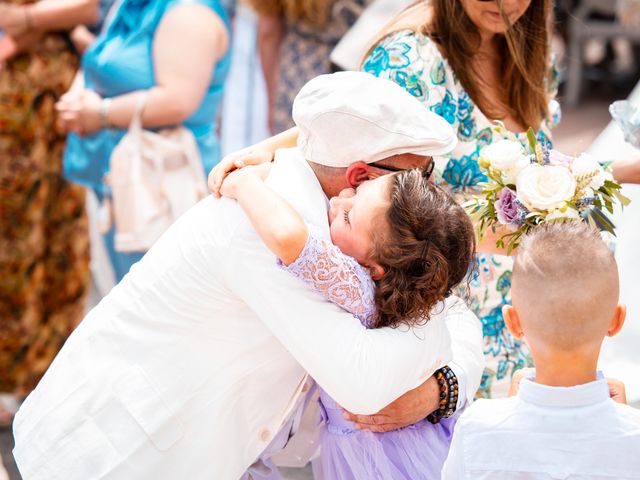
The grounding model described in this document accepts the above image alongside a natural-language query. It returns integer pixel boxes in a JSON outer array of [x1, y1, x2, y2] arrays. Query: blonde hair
[[248, 0, 335, 26], [512, 223, 618, 350], [364, 0, 553, 129]]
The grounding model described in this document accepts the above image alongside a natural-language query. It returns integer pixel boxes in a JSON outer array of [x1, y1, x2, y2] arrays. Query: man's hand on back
[[342, 375, 441, 433]]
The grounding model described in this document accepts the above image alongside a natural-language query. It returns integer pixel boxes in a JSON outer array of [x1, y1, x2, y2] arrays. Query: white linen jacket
[[13, 149, 482, 480]]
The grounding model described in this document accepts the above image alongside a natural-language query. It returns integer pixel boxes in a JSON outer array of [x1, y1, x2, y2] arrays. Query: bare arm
[[0, 0, 98, 37], [611, 156, 640, 184], [56, 3, 229, 135], [69, 24, 96, 54], [256, 14, 285, 131], [220, 165, 308, 265], [105, 3, 228, 129]]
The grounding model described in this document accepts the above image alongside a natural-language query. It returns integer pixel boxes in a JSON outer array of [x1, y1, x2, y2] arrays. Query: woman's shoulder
[[163, 0, 230, 21], [365, 29, 448, 74], [110, 0, 229, 32], [372, 29, 442, 57]]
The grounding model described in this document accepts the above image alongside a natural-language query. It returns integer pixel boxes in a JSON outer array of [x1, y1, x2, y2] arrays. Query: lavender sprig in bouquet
[[464, 125, 630, 253]]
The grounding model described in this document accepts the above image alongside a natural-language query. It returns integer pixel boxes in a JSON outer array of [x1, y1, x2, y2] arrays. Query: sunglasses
[[371, 159, 436, 179]]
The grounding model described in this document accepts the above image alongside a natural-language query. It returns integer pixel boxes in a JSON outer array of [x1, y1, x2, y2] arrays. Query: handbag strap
[[128, 90, 150, 134]]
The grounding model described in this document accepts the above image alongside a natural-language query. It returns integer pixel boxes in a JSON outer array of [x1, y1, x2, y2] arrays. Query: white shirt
[[442, 372, 640, 480], [13, 149, 482, 480]]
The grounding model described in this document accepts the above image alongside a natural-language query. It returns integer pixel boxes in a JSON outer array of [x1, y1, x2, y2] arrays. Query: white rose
[[516, 164, 577, 212], [480, 140, 524, 172], [570, 153, 607, 191], [502, 154, 530, 185], [546, 207, 581, 222]]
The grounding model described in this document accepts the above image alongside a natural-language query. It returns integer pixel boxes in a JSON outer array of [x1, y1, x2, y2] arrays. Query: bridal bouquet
[[464, 125, 630, 253]]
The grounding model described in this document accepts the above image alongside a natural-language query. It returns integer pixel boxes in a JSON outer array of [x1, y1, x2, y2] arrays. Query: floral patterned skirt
[[0, 35, 90, 395], [447, 187, 534, 399], [461, 252, 533, 399]]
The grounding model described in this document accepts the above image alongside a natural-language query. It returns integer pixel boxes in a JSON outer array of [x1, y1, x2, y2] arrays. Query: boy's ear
[[607, 304, 627, 338], [345, 162, 372, 188], [503, 305, 523, 338]]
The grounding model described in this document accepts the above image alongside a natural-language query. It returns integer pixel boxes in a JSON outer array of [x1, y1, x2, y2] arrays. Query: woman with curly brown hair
[[215, 156, 475, 479], [249, 0, 372, 133]]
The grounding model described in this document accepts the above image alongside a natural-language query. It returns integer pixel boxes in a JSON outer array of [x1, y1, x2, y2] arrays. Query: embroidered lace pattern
[[279, 235, 376, 328]]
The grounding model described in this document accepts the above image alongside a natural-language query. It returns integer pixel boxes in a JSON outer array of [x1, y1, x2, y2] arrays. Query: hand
[[0, 35, 18, 66], [342, 376, 441, 433], [69, 25, 96, 54], [607, 377, 627, 404], [56, 89, 103, 136], [0, 4, 32, 38], [208, 146, 273, 197], [508, 367, 535, 396], [219, 164, 269, 200]]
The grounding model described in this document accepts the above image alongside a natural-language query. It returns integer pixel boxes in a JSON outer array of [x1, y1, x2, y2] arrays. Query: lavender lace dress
[[280, 236, 456, 479]]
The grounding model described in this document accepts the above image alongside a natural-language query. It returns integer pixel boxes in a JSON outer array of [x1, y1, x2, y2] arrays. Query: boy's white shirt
[[13, 149, 482, 480], [441, 372, 640, 480]]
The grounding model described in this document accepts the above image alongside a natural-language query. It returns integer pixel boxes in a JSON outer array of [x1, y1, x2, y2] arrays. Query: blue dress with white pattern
[[363, 30, 560, 398]]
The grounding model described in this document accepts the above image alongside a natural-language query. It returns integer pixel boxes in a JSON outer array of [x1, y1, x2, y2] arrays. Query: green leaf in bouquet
[[582, 207, 617, 235], [526, 127, 537, 153], [604, 199, 614, 214], [613, 189, 631, 207], [501, 229, 526, 255], [486, 169, 505, 185], [603, 179, 621, 190], [593, 197, 603, 209]]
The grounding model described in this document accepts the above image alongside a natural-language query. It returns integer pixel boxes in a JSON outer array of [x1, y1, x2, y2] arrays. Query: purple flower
[[495, 187, 521, 225], [548, 150, 573, 167]]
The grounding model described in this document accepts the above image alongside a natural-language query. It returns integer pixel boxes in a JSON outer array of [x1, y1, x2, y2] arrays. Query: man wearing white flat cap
[[13, 72, 483, 480]]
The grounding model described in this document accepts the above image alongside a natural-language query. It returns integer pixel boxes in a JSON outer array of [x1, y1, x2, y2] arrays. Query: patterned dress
[[281, 235, 454, 479], [363, 30, 560, 398], [0, 16, 90, 395], [270, 0, 371, 133]]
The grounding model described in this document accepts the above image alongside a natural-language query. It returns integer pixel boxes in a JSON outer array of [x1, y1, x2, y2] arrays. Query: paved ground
[[0, 427, 17, 480]]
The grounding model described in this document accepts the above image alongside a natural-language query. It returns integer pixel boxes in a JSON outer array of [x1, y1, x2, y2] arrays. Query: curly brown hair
[[370, 169, 476, 328]]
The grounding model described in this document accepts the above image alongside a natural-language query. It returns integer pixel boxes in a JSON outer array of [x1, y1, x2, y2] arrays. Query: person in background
[[248, 0, 371, 134], [57, 0, 232, 281], [0, 0, 100, 429], [441, 222, 640, 479], [361, 0, 559, 398], [361, 0, 640, 399]]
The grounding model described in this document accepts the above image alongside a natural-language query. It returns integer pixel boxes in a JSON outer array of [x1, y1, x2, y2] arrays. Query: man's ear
[[345, 162, 372, 187], [503, 304, 523, 338], [607, 304, 627, 338]]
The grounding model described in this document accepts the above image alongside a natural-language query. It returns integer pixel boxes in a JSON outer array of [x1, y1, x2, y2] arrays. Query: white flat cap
[[292, 71, 457, 167]]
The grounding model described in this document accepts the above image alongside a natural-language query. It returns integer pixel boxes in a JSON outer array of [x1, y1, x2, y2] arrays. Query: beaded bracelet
[[426, 366, 459, 424]]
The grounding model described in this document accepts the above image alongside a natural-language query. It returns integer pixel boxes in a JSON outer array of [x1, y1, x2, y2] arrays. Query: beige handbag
[[108, 91, 207, 252]]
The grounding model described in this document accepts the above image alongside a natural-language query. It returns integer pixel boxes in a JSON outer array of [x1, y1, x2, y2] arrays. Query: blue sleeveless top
[[64, 0, 231, 195]]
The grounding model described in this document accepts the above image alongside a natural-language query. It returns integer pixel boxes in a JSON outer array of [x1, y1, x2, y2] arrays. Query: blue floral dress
[[363, 30, 560, 398]]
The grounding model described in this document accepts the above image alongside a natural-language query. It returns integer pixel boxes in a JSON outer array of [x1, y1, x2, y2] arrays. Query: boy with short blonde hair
[[442, 223, 640, 479]]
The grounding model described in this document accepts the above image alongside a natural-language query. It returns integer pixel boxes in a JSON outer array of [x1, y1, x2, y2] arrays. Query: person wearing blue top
[[57, 0, 232, 280]]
